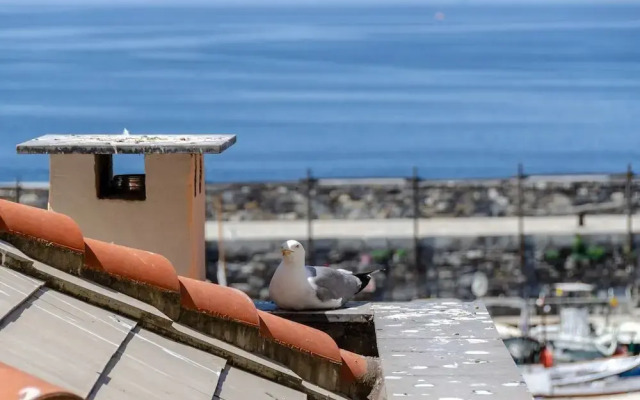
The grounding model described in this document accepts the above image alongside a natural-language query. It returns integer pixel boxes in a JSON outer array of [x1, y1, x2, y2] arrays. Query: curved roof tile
[[0, 361, 83, 400], [257, 310, 341, 364], [0, 199, 84, 253], [178, 277, 260, 328], [339, 349, 368, 383], [84, 238, 179, 292]]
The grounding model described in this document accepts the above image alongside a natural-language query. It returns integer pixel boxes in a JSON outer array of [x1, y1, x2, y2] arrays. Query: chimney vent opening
[[95, 154, 146, 201]]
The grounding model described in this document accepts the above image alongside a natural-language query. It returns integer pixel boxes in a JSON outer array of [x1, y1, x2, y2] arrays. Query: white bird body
[[269, 261, 341, 310], [269, 240, 382, 310]]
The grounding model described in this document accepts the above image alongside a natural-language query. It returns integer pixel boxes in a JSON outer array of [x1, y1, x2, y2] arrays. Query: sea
[[1, 0, 640, 183]]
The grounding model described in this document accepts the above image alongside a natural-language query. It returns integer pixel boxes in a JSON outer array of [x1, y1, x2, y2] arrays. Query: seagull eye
[[294, 244, 300, 248]]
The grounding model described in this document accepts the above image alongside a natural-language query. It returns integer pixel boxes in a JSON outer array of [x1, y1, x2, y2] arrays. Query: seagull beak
[[281, 249, 293, 256]]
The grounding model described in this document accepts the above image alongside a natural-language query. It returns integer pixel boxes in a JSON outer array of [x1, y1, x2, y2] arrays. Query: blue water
[[1, 1, 640, 182]]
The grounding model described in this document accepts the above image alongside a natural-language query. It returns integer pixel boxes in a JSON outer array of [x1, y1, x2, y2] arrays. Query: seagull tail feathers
[[353, 268, 386, 293]]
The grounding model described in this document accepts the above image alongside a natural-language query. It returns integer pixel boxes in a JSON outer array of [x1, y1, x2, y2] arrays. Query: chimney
[[16, 134, 236, 280]]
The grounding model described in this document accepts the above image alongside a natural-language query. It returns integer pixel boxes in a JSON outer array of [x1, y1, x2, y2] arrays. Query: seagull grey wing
[[305, 266, 362, 303]]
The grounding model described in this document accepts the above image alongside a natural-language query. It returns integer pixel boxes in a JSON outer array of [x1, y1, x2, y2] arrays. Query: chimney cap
[[17, 134, 236, 155]]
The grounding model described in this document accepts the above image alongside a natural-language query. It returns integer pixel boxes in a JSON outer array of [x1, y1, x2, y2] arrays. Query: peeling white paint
[[465, 351, 489, 355], [432, 318, 462, 325], [372, 305, 403, 310], [473, 390, 493, 395], [386, 376, 403, 380], [443, 363, 458, 369], [415, 383, 435, 388], [108, 314, 136, 330], [502, 382, 522, 387], [411, 366, 428, 370], [402, 329, 419, 333], [392, 354, 407, 357], [466, 339, 488, 344], [454, 317, 478, 321], [385, 312, 427, 320]]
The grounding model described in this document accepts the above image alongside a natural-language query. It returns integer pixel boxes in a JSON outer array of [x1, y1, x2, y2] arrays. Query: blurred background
[[2, 1, 640, 397]]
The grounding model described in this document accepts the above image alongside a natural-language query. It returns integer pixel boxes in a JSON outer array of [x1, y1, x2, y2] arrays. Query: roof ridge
[[0, 199, 377, 399]]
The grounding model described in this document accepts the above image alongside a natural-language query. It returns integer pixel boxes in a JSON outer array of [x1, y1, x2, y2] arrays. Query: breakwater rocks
[[207, 176, 638, 221], [0, 184, 48, 209], [2, 175, 637, 220], [206, 234, 639, 301]]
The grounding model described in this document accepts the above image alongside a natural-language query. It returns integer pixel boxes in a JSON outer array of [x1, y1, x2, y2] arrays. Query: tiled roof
[[0, 361, 83, 400], [0, 198, 84, 253], [0, 199, 377, 399]]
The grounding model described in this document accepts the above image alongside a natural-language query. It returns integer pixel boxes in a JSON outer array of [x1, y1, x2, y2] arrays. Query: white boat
[[526, 283, 640, 363], [522, 356, 640, 397]]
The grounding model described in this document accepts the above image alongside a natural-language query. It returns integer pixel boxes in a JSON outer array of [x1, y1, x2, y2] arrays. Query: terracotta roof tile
[[0, 361, 82, 400], [84, 238, 179, 292], [178, 276, 260, 328], [339, 349, 368, 383], [257, 310, 341, 364], [0, 199, 84, 253], [0, 203, 378, 396]]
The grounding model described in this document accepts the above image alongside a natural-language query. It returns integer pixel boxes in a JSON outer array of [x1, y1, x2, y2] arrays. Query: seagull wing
[[305, 266, 365, 303]]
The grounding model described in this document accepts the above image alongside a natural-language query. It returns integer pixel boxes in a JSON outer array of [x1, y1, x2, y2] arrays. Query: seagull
[[122, 128, 130, 136], [269, 239, 384, 310]]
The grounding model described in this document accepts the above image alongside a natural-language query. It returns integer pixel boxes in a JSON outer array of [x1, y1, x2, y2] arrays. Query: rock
[[611, 192, 625, 203], [577, 187, 589, 198], [248, 275, 265, 290], [18, 193, 40, 206], [487, 188, 500, 200], [230, 283, 251, 293], [435, 200, 451, 213], [466, 249, 484, 259], [543, 193, 572, 214], [240, 264, 256, 275], [280, 212, 298, 220]]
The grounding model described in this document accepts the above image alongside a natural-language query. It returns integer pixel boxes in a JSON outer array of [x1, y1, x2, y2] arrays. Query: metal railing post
[[517, 163, 526, 292], [626, 164, 636, 295], [412, 167, 427, 297], [626, 164, 634, 257], [15, 177, 21, 203], [306, 168, 315, 265]]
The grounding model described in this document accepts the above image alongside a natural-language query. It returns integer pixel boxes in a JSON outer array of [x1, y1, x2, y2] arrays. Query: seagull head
[[280, 239, 305, 264]]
